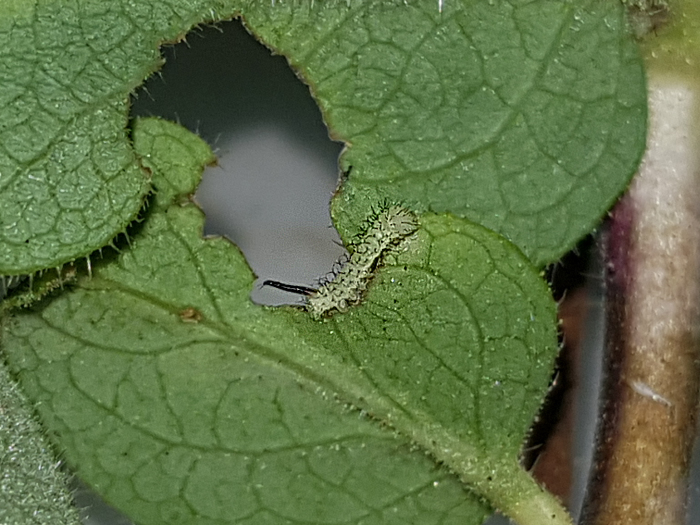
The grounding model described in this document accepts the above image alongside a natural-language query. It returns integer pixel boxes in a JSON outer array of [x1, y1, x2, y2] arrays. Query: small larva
[[265, 205, 417, 320]]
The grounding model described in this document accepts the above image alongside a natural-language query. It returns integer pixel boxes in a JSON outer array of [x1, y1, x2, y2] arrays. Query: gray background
[[133, 21, 347, 306]]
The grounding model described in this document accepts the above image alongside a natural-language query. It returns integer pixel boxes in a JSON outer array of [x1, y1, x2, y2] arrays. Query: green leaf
[[0, 9, 143, 275], [0, 0, 647, 523], [1, 117, 566, 525], [293, 213, 567, 524], [0, 0, 646, 275], [0, 0, 231, 276], [132, 117, 216, 208], [0, 361, 82, 525], [240, 0, 646, 266]]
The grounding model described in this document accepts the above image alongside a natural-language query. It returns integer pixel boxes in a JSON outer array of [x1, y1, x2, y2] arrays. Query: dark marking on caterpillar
[[263, 280, 317, 296]]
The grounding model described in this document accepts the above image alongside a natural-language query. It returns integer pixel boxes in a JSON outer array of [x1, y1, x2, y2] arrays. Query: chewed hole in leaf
[[130, 19, 345, 306]]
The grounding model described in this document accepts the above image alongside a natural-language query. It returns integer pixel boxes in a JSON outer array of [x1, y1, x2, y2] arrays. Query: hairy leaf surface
[[0, 0, 645, 272], [237, 0, 646, 265], [2, 118, 560, 524], [0, 0, 647, 523]]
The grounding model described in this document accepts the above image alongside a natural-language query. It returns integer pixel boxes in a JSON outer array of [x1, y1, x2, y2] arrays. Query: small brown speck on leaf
[[179, 307, 202, 323]]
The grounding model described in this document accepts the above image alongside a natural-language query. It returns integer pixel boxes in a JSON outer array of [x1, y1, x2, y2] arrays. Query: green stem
[[474, 459, 573, 525], [401, 420, 574, 525]]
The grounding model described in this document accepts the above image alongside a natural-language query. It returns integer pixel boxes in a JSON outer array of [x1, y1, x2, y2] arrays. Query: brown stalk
[[580, 83, 700, 525]]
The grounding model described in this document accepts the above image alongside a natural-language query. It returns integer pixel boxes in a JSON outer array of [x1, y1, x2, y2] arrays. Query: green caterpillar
[[264, 205, 418, 319]]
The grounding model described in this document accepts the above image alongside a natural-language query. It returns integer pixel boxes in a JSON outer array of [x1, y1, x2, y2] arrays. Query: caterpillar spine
[[307, 205, 417, 319]]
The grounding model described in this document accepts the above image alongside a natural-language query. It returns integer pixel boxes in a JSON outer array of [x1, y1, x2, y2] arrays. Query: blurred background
[[133, 20, 347, 306]]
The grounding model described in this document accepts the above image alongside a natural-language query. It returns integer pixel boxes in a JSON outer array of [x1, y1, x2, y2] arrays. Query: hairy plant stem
[[580, 81, 700, 525], [398, 421, 574, 525]]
